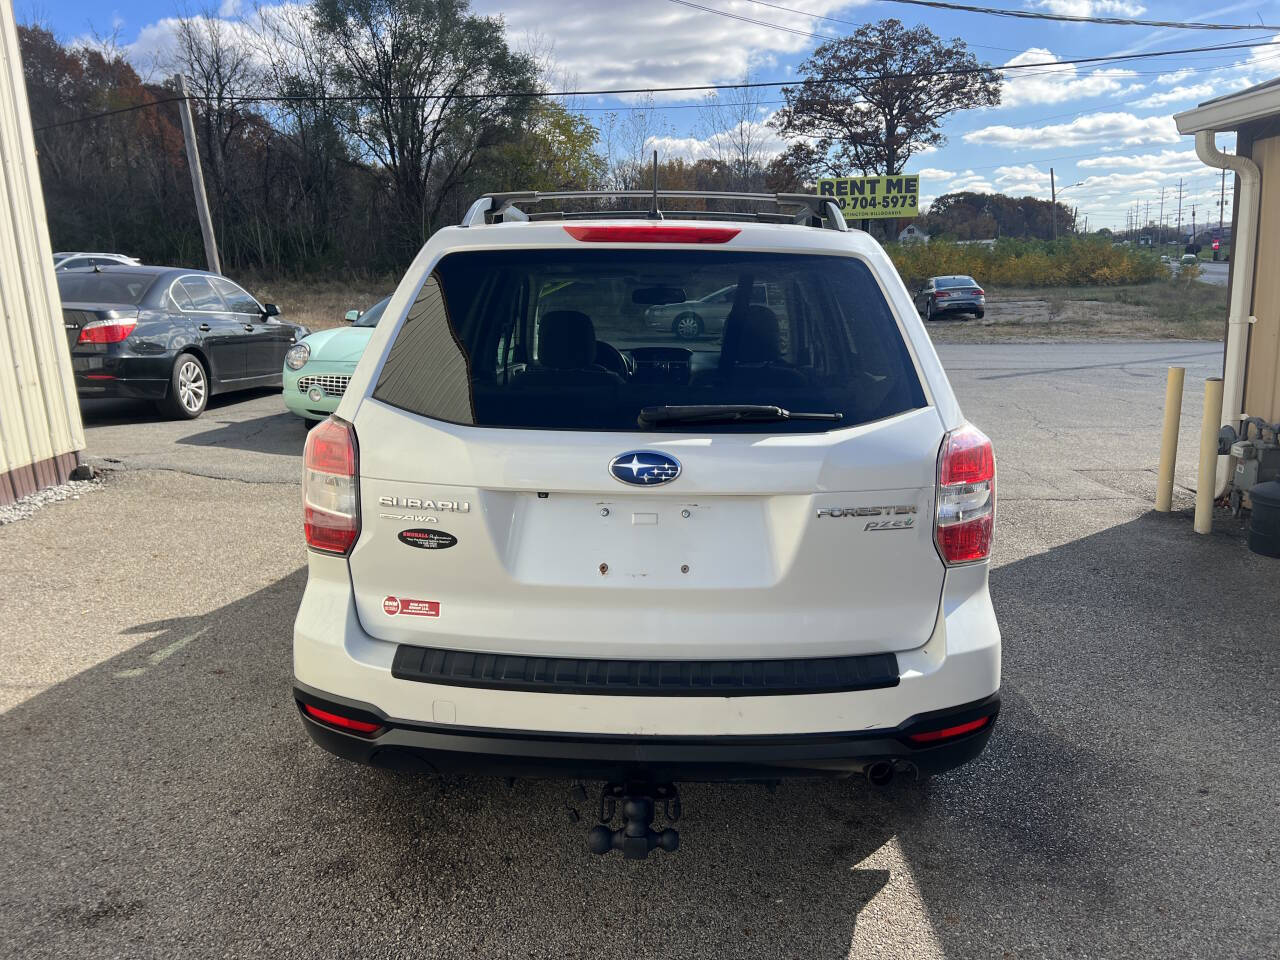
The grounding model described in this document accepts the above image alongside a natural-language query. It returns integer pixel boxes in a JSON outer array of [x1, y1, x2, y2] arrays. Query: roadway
[[2, 340, 1275, 960]]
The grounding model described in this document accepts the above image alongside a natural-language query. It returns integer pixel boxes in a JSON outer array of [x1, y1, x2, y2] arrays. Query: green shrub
[[888, 237, 1166, 290]]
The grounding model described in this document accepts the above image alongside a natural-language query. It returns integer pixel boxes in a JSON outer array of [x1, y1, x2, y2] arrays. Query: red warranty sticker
[[382, 596, 440, 618]]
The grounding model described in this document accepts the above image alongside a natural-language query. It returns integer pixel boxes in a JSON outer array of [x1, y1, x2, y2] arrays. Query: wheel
[[672, 312, 703, 340], [974, 309, 985, 319], [925, 301, 934, 321], [157, 353, 209, 419]]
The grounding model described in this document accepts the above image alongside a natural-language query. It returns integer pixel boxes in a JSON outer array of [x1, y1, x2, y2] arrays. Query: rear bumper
[[935, 299, 984, 313], [293, 553, 1001, 778], [73, 354, 169, 400], [294, 681, 999, 781]]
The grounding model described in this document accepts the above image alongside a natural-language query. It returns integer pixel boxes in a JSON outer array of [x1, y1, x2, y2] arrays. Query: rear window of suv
[[373, 249, 925, 433]]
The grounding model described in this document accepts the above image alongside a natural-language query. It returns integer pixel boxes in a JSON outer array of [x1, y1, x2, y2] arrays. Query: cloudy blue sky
[[26, 0, 1280, 229]]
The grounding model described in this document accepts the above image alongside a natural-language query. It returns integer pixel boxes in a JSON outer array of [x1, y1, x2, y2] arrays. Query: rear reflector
[[303, 418, 360, 554], [302, 703, 381, 736], [935, 423, 996, 565], [77, 319, 137, 344], [564, 225, 740, 244], [907, 715, 991, 744]]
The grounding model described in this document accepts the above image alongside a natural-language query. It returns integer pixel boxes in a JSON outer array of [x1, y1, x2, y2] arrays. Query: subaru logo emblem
[[609, 450, 681, 486]]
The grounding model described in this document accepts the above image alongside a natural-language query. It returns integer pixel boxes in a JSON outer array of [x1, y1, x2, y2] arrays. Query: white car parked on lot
[[293, 190, 1001, 858]]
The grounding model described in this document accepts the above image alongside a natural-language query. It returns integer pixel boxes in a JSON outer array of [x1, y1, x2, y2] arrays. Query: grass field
[[926, 279, 1227, 342], [239, 274, 1228, 344], [238, 276, 396, 333]]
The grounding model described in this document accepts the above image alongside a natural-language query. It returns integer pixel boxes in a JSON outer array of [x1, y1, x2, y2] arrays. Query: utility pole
[[175, 74, 221, 275], [1175, 177, 1184, 247], [1191, 204, 1197, 248], [1158, 186, 1165, 245], [1050, 167, 1057, 240], [1217, 168, 1226, 261]]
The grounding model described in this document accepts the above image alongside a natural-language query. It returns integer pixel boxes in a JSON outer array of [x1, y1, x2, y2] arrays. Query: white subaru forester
[[293, 190, 1000, 858]]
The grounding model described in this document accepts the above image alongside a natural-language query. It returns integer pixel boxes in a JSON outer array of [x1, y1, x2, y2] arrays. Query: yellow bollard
[[1155, 366, 1185, 512], [1194, 377, 1224, 534]]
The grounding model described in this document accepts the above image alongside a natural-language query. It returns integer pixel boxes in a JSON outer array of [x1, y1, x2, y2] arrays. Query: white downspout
[[1194, 129, 1260, 496]]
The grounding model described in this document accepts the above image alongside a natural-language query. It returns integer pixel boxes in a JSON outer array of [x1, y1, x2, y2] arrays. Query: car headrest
[[539, 310, 597, 370], [722, 304, 782, 365]]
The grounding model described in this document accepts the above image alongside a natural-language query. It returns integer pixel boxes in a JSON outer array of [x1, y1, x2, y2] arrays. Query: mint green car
[[282, 297, 389, 422]]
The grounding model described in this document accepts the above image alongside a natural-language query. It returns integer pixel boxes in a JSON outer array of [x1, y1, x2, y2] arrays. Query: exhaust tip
[[865, 760, 895, 787]]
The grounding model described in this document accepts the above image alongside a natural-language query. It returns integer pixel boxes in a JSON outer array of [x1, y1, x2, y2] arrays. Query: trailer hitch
[[587, 782, 681, 858]]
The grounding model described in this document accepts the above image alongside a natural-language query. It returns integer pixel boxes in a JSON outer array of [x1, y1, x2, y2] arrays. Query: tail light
[[301, 703, 381, 736], [303, 417, 360, 554], [973, 287, 985, 296], [933, 291, 950, 299], [935, 424, 995, 565], [564, 225, 740, 244], [77, 318, 137, 344], [907, 714, 991, 745]]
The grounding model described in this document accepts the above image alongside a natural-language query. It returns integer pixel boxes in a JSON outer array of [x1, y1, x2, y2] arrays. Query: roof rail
[[460, 190, 849, 232]]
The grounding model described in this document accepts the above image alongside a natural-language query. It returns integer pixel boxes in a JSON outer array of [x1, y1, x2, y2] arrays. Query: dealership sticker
[[397, 528, 457, 550], [382, 596, 440, 618]]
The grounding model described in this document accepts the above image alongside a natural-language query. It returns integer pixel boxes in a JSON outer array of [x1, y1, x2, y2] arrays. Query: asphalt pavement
[[2, 340, 1276, 959]]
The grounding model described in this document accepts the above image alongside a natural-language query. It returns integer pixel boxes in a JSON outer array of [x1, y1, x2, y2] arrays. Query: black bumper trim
[[293, 682, 999, 782], [390, 643, 899, 697]]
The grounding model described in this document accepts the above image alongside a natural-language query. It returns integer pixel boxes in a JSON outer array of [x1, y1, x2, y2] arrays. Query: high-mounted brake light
[[907, 715, 991, 744], [302, 703, 381, 736], [564, 225, 740, 244], [935, 424, 995, 565], [77, 318, 137, 344], [303, 418, 360, 554]]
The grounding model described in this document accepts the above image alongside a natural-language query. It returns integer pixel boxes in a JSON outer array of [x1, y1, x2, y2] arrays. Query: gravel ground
[[2, 342, 1277, 959], [0, 475, 103, 525]]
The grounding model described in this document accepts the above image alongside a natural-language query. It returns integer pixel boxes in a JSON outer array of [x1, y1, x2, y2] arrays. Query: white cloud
[[963, 112, 1180, 149], [471, 0, 857, 98], [1077, 149, 1204, 170], [1026, 0, 1146, 14], [992, 163, 1052, 195], [999, 48, 1141, 107], [914, 167, 956, 180], [1132, 84, 1215, 109], [645, 119, 788, 162], [1156, 69, 1193, 86], [947, 171, 995, 193]]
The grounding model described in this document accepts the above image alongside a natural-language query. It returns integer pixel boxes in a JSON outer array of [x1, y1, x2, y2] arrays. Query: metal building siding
[[0, 1, 85, 505], [1244, 134, 1280, 423]]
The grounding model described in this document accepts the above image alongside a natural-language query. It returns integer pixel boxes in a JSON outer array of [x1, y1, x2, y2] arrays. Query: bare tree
[[600, 96, 675, 191], [696, 70, 770, 191], [170, 10, 261, 238], [313, 0, 539, 249]]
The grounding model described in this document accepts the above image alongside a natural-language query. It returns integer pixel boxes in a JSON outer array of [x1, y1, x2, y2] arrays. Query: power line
[[32, 96, 185, 132], [734, 0, 1280, 31], [31, 36, 1277, 134]]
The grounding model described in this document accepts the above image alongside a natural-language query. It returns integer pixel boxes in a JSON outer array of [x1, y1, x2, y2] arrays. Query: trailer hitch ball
[[588, 783, 681, 858]]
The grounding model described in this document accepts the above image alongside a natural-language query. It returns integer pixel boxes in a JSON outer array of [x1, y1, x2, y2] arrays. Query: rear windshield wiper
[[637, 404, 844, 427]]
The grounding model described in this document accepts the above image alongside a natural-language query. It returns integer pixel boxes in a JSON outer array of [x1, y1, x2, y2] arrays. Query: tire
[[157, 352, 209, 420], [974, 309, 985, 319], [672, 312, 703, 340], [925, 301, 934, 322]]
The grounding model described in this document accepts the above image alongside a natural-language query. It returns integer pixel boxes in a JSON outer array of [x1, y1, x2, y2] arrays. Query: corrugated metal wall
[[0, 1, 85, 505], [1244, 135, 1280, 423]]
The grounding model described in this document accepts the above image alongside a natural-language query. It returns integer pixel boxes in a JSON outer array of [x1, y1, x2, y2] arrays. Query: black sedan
[[912, 275, 986, 321], [60, 266, 309, 419]]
